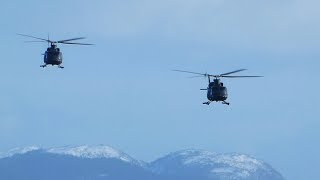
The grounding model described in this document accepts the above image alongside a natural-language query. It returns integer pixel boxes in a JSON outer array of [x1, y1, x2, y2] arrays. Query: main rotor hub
[[50, 43, 57, 49], [213, 79, 221, 83]]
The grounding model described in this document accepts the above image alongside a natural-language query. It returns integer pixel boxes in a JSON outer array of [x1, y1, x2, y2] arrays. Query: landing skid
[[202, 101, 230, 105], [222, 101, 230, 105], [203, 101, 211, 105], [40, 64, 64, 69]]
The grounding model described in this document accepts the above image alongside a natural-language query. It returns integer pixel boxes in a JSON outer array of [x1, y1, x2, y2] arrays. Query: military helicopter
[[174, 69, 262, 105], [18, 34, 93, 68]]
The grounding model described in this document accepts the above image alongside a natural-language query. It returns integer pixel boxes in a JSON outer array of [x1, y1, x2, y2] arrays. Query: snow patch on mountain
[[172, 149, 264, 171], [0, 145, 139, 164], [47, 145, 133, 162], [150, 149, 278, 179], [0, 146, 40, 159]]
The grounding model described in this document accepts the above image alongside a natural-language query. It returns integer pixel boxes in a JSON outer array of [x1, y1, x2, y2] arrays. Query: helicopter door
[[207, 88, 215, 100], [44, 52, 48, 62], [220, 87, 228, 98]]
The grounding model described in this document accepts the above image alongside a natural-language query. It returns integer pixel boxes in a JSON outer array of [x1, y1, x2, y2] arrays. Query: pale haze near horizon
[[0, 1, 319, 180]]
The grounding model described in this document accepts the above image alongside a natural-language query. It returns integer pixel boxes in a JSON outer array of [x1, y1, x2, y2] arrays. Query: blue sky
[[1, 0, 320, 179]]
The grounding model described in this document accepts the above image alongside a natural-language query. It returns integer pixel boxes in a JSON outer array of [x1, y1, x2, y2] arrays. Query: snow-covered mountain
[[149, 149, 284, 180], [0, 145, 284, 180], [0, 146, 40, 159], [46, 145, 141, 164]]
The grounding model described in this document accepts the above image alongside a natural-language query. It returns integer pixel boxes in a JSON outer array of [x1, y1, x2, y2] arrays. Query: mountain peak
[[157, 149, 263, 169], [1, 145, 138, 164], [47, 145, 134, 162], [0, 146, 40, 159], [150, 149, 283, 180]]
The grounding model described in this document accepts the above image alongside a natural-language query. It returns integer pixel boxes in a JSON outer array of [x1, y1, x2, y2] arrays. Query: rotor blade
[[24, 40, 47, 43], [172, 70, 208, 76], [187, 75, 206, 78], [220, 69, 247, 76], [59, 42, 94, 45], [17, 33, 51, 42], [221, 75, 263, 78], [57, 37, 86, 43]]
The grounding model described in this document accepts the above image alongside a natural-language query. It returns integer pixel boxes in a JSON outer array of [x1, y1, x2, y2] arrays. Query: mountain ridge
[[0, 145, 285, 180]]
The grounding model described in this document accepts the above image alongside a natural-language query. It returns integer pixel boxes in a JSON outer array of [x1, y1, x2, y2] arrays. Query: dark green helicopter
[[18, 34, 93, 68], [174, 69, 262, 105]]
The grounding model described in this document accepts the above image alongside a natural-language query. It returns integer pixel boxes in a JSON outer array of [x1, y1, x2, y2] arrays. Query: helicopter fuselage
[[206, 79, 228, 102], [44, 44, 63, 66]]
